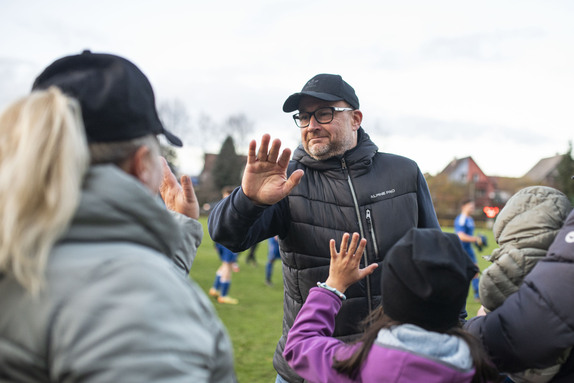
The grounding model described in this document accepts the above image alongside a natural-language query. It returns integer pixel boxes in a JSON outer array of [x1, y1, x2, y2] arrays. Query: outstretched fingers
[[180, 175, 196, 203], [359, 261, 378, 279], [346, 233, 362, 258], [160, 157, 177, 188], [350, 235, 377, 278], [330, 232, 362, 262], [247, 139, 258, 164], [267, 138, 282, 163], [159, 157, 179, 201], [339, 232, 350, 257], [326, 233, 378, 292], [277, 146, 293, 168], [159, 156, 200, 219], [256, 134, 271, 162]]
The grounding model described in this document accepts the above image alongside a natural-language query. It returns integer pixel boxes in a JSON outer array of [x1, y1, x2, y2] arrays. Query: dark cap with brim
[[282, 73, 360, 113], [32, 50, 183, 147]]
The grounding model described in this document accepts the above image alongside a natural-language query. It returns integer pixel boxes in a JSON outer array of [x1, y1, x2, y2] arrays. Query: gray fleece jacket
[[0, 165, 235, 383]]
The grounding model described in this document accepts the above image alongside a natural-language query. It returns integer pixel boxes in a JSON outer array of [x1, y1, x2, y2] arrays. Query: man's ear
[[351, 109, 363, 131], [128, 145, 153, 184]]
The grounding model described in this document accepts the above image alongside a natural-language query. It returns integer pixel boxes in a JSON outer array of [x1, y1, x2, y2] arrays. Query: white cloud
[[1, 0, 573, 178]]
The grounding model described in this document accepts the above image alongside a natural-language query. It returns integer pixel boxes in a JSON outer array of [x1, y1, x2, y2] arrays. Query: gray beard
[[306, 135, 355, 161], [307, 143, 344, 161]]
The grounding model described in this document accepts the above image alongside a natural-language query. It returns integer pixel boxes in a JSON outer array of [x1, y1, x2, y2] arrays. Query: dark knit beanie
[[381, 228, 478, 332]]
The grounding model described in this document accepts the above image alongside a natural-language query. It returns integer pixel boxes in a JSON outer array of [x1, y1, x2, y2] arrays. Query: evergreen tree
[[212, 135, 243, 192]]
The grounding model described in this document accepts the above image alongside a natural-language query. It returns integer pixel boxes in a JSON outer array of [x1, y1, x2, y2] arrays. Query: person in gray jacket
[[0, 51, 235, 382], [208, 73, 440, 382]]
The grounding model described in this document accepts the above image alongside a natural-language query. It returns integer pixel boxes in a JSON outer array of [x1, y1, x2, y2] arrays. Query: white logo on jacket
[[566, 231, 574, 243], [371, 189, 396, 199]]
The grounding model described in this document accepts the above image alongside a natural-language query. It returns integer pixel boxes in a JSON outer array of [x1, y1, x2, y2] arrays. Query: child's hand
[[325, 233, 378, 294]]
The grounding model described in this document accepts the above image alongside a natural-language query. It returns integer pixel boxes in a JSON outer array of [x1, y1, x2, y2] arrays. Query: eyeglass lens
[[294, 107, 334, 127]]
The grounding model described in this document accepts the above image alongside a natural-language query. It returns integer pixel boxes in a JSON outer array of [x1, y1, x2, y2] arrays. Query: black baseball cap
[[32, 50, 183, 147], [282, 73, 360, 113]]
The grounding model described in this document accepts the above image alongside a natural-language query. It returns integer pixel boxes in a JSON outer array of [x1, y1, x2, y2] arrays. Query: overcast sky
[[2, 0, 573, 177]]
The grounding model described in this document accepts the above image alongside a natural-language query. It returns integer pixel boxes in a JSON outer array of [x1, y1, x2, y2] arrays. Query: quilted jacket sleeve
[[169, 211, 203, 273]]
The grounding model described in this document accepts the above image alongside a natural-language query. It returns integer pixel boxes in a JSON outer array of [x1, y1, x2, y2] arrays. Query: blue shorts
[[215, 243, 238, 263]]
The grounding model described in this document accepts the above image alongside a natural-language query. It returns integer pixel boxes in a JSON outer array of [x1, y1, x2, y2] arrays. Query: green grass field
[[190, 218, 496, 382]]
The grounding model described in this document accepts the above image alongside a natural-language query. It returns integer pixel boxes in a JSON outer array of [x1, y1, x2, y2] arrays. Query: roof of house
[[440, 156, 471, 176], [523, 154, 563, 182]]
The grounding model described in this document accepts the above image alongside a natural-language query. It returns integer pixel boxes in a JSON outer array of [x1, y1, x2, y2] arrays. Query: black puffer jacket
[[465, 209, 574, 382], [208, 129, 439, 382]]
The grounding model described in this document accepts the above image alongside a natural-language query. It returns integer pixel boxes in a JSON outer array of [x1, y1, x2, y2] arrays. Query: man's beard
[[305, 135, 353, 161]]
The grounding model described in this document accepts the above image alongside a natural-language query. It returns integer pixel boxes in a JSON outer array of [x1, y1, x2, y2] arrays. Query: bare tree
[[158, 99, 191, 144], [196, 112, 221, 152], [157, 99, 194, 174], [221, 113, 253, 151]]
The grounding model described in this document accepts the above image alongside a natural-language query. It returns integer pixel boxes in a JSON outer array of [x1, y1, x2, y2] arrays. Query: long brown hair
[[332, 307, 501, 383]]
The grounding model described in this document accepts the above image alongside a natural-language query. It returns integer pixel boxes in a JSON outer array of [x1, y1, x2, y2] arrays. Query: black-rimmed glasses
[[292, 107, 354, 128]]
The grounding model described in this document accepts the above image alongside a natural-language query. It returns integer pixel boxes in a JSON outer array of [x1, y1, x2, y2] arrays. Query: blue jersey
[[454, 214, 476, 261]]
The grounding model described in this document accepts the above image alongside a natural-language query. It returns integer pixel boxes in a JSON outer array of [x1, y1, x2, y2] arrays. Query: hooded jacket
[[479, 186, 572, 312], [465, 209, 574, 382], [208, 128, 439, 382], [284, 288, 476, 383], [0, 165, 235, 383]]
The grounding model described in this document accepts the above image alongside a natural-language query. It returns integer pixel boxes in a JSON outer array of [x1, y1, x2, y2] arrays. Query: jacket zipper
[[365, 209, 379, 258], [341, 158, 373, 314]]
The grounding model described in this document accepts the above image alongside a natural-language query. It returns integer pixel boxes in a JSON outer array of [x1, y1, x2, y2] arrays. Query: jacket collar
[[61, 165, 183, 260]]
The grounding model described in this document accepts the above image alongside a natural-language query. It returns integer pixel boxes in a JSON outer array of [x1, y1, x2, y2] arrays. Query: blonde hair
[[0, 87, 89, 294]]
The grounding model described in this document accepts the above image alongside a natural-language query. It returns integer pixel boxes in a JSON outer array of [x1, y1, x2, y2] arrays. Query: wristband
[[317, 282, 346, 301]]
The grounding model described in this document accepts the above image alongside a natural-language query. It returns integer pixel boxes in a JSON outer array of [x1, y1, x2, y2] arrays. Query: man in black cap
[[0, 51, 236, 382], [208, 73, 440, 382]]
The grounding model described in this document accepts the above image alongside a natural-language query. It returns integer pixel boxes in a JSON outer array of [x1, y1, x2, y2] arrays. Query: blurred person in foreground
[[284, 229, 500, 383], [208, 73, 442, 382], [0, 51, 235, 382], [465, 186, 573, 383]]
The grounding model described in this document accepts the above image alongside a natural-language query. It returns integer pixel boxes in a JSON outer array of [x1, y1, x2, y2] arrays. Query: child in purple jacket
[[284, 228, 500, 383]]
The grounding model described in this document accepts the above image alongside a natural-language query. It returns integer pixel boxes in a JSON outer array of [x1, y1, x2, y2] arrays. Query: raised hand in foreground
[[241, 134, 304, 205], [159, 157, 200, 219], [325, 233, 379, 294]]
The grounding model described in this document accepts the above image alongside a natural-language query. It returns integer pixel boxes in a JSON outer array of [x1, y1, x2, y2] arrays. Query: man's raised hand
[[241, 134, 304, 205], [159, 157, 200, 219]]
